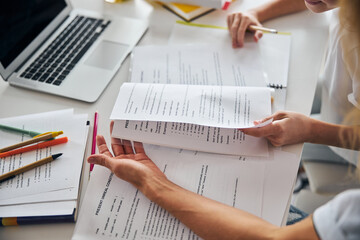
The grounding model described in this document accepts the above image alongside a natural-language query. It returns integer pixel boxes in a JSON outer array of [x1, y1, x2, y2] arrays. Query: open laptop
[[0, 0, 148, 102]]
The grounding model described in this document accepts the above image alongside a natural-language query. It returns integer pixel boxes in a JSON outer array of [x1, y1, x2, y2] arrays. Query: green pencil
[[0, 124, 42, 138]]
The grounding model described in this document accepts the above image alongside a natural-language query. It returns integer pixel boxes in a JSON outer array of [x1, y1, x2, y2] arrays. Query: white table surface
[[0, 0, 330, 239]]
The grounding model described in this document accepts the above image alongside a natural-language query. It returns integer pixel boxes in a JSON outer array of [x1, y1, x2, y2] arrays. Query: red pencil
[[0, 137, 68, 158]]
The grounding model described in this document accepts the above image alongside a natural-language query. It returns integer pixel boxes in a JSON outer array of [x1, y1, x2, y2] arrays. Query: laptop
[[0, 0, 148, 102]]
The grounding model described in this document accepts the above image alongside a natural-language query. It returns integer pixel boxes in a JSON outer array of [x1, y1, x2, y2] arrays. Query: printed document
[[130, 44, 267, 87], [110, 83, 272, 156], [72, 144, 265, 240], [0, 109, 87, 202]]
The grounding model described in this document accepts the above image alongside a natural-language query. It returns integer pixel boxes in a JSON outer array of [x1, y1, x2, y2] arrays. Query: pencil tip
[[52, 153, 63, 160]]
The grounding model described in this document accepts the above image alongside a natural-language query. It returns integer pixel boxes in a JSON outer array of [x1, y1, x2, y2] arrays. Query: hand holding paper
[[241, 111, 314, 147]]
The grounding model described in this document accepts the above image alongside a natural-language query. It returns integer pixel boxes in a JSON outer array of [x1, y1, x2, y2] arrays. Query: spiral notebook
[[259, 33, 291, 111]]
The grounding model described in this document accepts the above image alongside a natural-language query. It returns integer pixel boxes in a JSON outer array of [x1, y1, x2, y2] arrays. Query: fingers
[[230, 14, 241, 48], [228, 12, 262, 48], [96, 135, 113, 157], [122, 140, 134, 154], [241, 123, 277, 138], [133, 141, 145, 154], [110, 121, 125, 156], [254, 30, 263, 42], [253, 113, 277, 125], [236, 16, 251, 47], [108, 121, 144, 156], [87, 154, 114, 169]]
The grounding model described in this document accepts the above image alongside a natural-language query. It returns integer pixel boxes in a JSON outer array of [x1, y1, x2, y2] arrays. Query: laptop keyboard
[[20, 16, 110, 86]]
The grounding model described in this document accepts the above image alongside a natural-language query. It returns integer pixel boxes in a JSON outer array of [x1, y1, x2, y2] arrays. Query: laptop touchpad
[[85, 40, 129, 70]]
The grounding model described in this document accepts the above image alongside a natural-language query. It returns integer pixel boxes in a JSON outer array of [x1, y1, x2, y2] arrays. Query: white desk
[[0, 0, 330, 239]]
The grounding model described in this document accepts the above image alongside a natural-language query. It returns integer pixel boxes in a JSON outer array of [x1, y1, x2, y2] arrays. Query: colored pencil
[[0, 137, 68, 158], [90, 112, 99, 171], [0, 124, 42, 138], [0, 131, 63, 153], [0, 153, 62, 183]]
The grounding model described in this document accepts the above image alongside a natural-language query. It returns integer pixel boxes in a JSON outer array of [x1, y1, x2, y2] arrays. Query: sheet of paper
[[0, 109, 88, 201], [168, 23, 291, 89], [111, 83, 271, 129], [72, 144, 265, 240], [112, 120, 269, 156], [110, 83, 271, 156], [0, 187, 77, 206], [130, 44, 267, 87], [258, 33, 291, 87], [259, 150, 300, 225], [0, 200, 76, 218]]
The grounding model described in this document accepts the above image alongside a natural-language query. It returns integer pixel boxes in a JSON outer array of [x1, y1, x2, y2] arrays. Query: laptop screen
[[0, 0, 67, 69]]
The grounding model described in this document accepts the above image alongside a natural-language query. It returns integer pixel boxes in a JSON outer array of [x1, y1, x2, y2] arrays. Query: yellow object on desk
[[156, 2, 215, 22], [176, 20, 291, 35], [105, 0, 131, 3]]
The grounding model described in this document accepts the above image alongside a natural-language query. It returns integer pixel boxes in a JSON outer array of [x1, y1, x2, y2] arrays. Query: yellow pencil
[[175, 20, 291, 35], [0, 131, 63, 153], [0, 153, 62, 183]]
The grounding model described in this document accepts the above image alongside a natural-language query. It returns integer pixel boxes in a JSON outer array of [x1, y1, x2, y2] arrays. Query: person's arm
[[251, 0, 307, 23], [143, 172, 318, 240], [307, 118, 360, 150], [228, 0, 307, 48], [87, 122, 319, 240], [241, 111, 360, 150]]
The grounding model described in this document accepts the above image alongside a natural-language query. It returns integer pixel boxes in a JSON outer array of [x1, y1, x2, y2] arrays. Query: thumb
[[254, 30, 263, 42], [254, 114, 275, 125], [88, 154, 114, 170]]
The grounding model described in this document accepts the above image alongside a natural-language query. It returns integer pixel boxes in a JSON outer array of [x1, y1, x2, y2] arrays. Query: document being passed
[[110, 83, 272, 156]]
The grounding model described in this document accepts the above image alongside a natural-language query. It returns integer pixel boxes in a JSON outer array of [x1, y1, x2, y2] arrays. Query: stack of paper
[[0, 109, 88, 225]]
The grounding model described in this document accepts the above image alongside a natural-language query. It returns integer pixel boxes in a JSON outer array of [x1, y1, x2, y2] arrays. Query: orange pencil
[[0, 137, 68, 158], [0, 131, 63, 153]]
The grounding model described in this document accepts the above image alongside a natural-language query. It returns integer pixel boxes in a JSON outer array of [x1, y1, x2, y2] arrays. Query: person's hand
[[241, 111, 314, 146], [87, 121, 167, 190], [227, 11, 263, 48]]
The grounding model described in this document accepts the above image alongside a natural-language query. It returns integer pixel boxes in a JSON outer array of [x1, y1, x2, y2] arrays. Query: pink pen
[[90, 111, 99, 171]]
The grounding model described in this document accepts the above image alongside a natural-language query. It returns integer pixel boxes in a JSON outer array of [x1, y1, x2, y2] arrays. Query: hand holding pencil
[[227, 11, 264, 48]]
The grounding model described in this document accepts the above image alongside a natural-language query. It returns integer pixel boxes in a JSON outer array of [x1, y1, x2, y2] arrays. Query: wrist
[[140, 174, 175, 204], [248, 9, 260, 22]]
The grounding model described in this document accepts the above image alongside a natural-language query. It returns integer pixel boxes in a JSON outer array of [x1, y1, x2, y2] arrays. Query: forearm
[[140, 176, 318, 240], [308, 119, 360, 150], [250, 0, 307, 22], [142, 176, 277, 239]]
